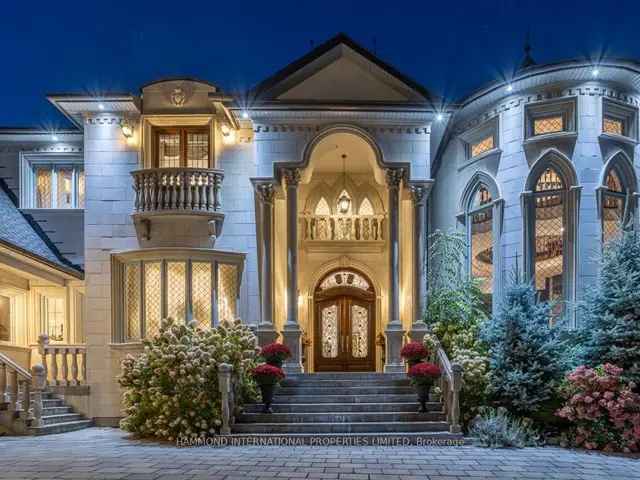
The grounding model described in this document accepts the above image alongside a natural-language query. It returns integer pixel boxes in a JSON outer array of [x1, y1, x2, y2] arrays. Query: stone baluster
[[179, 172, 186, 210], [60, 348, 69, 386], [207, 173, 214, 211], [50, 348, 59, 385], [81, 349, 87, 383], [71, 348, 79, 385], [133, 174, 140, 211], [0, 362, 7, 404], [185, 172, 193, 210], [213, 174, 222, 211], [218, 363, 232, 435], [38, 333, 49, 382], [20, 378, 31, 422], [10, 370, 19, 413], [30, 364, 46, 428]]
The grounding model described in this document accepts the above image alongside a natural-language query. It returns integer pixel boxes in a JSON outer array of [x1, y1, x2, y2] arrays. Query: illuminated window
[[155, 127, 210, 168], [533, 115, 564, 135], [359, 197, 374, 216], [0, 295, 10, 342], [466, 184, 494, 311], [603, 116, 624, 136], [470, 136, 494, 158], [601, 164, 631, 246], [27, 163, 84, 209], [117, 258, 240, 340], [45, 297, 65, 342], [315, 197, 331, 215]]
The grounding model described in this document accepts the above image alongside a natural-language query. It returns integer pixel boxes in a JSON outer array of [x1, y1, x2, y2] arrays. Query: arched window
[[466, 184, 494, 310], [523, 153, 579, 323], [599, 153, 637, 246], [359, 197, 374, 216], [315, 197, 331, 215]]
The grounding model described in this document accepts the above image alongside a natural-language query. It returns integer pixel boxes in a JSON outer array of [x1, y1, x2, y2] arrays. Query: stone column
[[384, 168, 406, 373], [409, 183, 430, 341], [281, 168, 303, 373], [255, 182, 278, 346]]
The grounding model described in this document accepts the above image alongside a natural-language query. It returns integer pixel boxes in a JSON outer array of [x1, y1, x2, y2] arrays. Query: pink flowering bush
[[555, 363, 640, 452]]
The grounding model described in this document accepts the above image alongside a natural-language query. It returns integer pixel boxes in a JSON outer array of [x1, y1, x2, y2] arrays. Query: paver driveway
[[0, 428, 638, 480]]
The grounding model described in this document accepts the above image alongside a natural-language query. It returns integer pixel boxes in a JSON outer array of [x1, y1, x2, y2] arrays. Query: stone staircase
[[28, 391, 92, 435], [235, 372, 462, 442]]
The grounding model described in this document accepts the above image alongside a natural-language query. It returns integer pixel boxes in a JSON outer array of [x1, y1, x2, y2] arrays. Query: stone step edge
[[28, 419, 93, 434]]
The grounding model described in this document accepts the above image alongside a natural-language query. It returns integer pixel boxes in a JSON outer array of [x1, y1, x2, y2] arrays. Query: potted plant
[[408, 362, 441, 413], [260, 342, 291, 368], [251, 364, 285, 413], [400, 341, 428, 367]]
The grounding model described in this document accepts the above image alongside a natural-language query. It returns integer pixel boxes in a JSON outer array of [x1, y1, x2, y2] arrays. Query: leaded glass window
[[45, 297, 65, 342], [36, 168, 52, 208], [467, 184, 494, 311], [470, 135, 494, 158], [534, 115, 564, 135], [56, 168, 73, 208], [144, 262, 162, 338], [124, 263, 141, 340], [603, 116, 624, 136], [191, 262, 212, 329], [315, 197, 331, 215], [167, 262, 186, 323], [30, 164, 84, 209], [350, 304, 368, 358], [218, 263, 238, 324], [321, 304, 339, 358], [602, 168, 627, 245], [319, 271, 370, 291], [158, 133, 181, 168], [359, 197, 374, 216], [155, 128, 210, 168]]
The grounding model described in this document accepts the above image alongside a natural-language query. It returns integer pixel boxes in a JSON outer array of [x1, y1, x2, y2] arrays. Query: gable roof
[[251, 33, 435, 104], [0, 178, 82, 278]]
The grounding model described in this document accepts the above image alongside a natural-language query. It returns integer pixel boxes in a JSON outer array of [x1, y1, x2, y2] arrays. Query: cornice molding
[[456, 86, 640, 135], [247, 109, 434, 124], [254, 124, 430, 135], [0, 145, 83, 154], [85, 115, 127, 125]]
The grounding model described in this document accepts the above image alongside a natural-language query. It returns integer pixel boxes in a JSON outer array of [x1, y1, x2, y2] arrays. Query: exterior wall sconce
[[220, 124, 236, 145], [120, 120, 134, 138]]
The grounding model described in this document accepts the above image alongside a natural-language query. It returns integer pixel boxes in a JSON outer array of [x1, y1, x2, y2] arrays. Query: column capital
[[255, 182, 276, 204], [385, 168, 404, 188], [410, 184, 427, 205], [282, 168, 301, 186]]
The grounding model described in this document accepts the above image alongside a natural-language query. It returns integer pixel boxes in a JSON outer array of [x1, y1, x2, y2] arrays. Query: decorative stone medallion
[[170, 87, 187, 107]]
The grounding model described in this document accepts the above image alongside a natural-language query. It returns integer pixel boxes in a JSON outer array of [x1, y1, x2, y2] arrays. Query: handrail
[[431, 338, 463, 434], [0, 353, 46, 431]]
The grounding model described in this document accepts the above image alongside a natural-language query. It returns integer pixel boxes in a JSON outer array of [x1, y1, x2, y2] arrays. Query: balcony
[[130, 167, 224, 247], [301, 213, 386, 253]]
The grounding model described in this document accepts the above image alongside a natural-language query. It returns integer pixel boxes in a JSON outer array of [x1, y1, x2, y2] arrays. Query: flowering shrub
[[408, 362, 441, 385], [260, 343, 291, 366], [556, 364, 640, 452], [119, 318, 259, 441], [252, 364, 285, 385], [401, 342, 428, 364], [453, 347, 490, 427]]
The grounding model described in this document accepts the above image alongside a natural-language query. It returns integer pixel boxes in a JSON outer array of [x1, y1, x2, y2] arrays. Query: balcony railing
[[302, 214, 385, 241], [131, 167, 224, 215]]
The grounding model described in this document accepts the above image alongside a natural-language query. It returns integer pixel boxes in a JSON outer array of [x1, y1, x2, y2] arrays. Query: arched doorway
[[314, 268, 376, 372]]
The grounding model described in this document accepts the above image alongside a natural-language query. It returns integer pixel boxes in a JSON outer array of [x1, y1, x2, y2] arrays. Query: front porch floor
[[0, 428, 638, 480]]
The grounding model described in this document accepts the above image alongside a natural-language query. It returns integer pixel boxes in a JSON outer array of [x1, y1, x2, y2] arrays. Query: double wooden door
[[314, 294, 375, 372]]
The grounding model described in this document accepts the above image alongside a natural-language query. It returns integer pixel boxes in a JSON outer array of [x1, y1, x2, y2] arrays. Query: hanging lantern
[[338, 191, 351, 214]]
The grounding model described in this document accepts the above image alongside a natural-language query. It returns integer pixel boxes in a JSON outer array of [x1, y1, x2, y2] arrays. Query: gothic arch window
[[315, 197, 331, 215], [523, 152, 579, 321], [459, 173, 503, 313], [359, 197, 374, 216], [599, 153, 637, 245]]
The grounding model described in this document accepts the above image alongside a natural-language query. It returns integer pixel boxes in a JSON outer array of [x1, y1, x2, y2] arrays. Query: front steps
[[235, 372, 462, 442], [28, 391, 92, 435]]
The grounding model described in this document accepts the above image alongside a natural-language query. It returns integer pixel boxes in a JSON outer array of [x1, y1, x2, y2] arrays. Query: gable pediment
[[254, 35, 430, 104]]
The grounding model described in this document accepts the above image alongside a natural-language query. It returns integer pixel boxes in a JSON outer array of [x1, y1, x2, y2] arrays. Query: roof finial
[[520, 30, 536, 69]]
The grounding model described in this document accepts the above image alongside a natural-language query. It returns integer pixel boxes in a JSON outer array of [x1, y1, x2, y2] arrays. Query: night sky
[[2, 0, 640, 128]]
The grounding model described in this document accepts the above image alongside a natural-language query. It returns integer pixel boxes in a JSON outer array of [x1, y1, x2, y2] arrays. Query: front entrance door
[[314, 270, 376, 372]]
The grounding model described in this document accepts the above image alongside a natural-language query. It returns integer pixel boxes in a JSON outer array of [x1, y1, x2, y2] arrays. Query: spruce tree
[[483, 277, 565, 417], [581, 231, 640, 383]]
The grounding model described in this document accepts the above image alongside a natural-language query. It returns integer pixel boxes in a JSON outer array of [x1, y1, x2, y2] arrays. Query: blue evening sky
[[1, 0, 639, 128]]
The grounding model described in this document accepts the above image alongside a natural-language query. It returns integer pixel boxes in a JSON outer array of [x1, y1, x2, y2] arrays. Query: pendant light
[[337, 153, 351, 214]]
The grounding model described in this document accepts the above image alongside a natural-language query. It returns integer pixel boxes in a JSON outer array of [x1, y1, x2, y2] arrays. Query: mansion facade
[[0, 34, 639, 427]]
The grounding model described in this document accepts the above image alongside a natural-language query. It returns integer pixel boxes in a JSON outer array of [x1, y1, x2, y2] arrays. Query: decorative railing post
[[450, 363, 463, 434], [71, 348, 79, 385], [19, 378, 31, 422], [30, 364, 46, 428], [61, 348, 69, 386], [50, 348, 59, 385], [10, 369, 19, 414], [38, 333, 50, 381], [0, 361, 8, 404], [218, 363, 232, 435]]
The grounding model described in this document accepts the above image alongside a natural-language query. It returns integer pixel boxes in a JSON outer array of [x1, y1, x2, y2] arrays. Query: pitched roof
[[251, 33, 435, 104], [0, 178, 82, 277]]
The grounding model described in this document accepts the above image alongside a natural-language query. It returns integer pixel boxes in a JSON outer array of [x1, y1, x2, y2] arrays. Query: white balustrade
[[302, 214, 385, 241], [131, 167, 224, 214], [0, 352, 42, 430], [38, 334, 87, 386]]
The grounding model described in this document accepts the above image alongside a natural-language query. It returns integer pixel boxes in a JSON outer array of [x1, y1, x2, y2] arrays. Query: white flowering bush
[[452, 347, 490, 427], [119, 318, 259, 440]]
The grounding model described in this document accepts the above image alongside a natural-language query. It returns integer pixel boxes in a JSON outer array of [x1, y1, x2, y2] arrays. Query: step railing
[[131, 167, 224, 214], [38, 334, 87, 386], [0, 352, 46, 431], [217, 363, 234, 435], [431, 338, 463, 434]]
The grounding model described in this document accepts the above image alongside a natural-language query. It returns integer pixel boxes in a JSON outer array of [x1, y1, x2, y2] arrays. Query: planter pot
[[413, 380, 434, 413], [258, 382, 277, 413]]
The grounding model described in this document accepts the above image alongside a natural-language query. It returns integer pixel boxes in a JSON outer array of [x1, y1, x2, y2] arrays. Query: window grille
[[603, 116, 624, 136], [470, 136, 494, 158], [534, 116, 564, 135]]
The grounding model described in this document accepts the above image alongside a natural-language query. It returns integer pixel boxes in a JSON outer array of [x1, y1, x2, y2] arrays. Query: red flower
[[260, 343, 291, 359], [252, 363, 285, 381], [408, 362, 441, 379], [400, 342, 428, 360]]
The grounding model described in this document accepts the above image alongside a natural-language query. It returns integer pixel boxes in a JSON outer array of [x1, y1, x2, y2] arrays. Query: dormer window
[[601, 99, 638, 140], [461, 117, 499, 163], [154, 127, 210, 168], [533, 115, 564, 136], [525, 98, 576, 140]]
